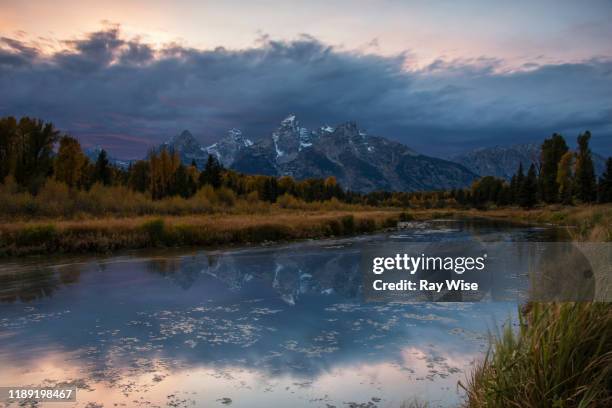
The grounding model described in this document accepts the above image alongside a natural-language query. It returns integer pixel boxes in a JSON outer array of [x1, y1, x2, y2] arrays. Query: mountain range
[[158, 115, 477, 192], [93, 115, 608, 192]]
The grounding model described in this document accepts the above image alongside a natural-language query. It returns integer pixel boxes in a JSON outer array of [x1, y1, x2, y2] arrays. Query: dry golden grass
[[0, 209, 403, 256], [1, 203, 610, 256], [409, 204, 612, 242], [0, 209, 398, 232], [457, 204, 612, 407]]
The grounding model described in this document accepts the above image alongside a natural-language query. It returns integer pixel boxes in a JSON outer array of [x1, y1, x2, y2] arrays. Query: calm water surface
[[0, 220, 562, 408]]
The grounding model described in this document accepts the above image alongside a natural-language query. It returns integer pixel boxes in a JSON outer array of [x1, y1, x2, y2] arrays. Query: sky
[[1, 0, 611, 158]]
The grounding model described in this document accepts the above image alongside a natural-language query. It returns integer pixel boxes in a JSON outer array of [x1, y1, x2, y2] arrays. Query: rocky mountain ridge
[[159, 115, 477, 192]]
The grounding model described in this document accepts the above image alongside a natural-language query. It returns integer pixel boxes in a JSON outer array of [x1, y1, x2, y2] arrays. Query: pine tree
[[262, 177, 278, 202], [199, 155, 223, 188], [174, 164, 190, 198], [539, 133, 568, 203], [94, 149, 112, 185], [574, 131, 597, 203], [0, 116, 18, 182], [128, 160, 150, 193], [598, 157, 612, 203], [519, 164, 538, 208], [186, 161, 198, 196], [510, 163, 525, 204], [556, 151, 574, 205]]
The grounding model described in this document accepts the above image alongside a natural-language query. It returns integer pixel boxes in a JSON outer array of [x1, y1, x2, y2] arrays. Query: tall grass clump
[[462, 302, 612, 407], [141, 218, 167, 246], [15, 224, 57, 247]]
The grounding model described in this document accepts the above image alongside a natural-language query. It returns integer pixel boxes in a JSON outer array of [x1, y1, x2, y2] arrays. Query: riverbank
[[1, 204, 609, 257], [409, 204, 612, 241], [0, 210, 404, 257], [459, 204, 612, 407]]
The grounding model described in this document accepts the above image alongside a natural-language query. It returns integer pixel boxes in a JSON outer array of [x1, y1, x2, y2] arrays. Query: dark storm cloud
[[0, 37, 39, 67], [0, 27, 610, 158]]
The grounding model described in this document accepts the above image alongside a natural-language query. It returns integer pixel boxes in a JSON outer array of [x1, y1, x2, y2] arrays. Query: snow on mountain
[[205, 128, 253, 167], [231, 116, 476, 192]]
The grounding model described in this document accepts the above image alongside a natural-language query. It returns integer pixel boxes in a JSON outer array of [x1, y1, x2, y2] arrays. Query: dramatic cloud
[[1, 27, 611, 158]]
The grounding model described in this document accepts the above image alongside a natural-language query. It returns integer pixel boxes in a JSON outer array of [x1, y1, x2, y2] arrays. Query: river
[[0, 219, 563, 408]]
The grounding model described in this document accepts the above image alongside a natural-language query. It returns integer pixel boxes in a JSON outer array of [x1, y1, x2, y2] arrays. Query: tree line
[[461, 131, 611, 208], [1, 116, 611, 209], [0, 116, 347, 204]]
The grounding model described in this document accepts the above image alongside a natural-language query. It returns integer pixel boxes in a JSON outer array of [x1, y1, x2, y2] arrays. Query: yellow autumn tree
[[54, 136, 86, 188], [557, 151, 574, 204], [149, 148, 181, 199]]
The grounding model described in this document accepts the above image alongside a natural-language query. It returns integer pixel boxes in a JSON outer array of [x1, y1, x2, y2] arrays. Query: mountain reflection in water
[[0, 219, 561, 407]]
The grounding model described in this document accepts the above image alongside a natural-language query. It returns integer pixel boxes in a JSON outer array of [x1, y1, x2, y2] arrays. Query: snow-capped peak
[[272, 133, 284, 158], [228, 128, 242, 138], [281, 114, 297, 127], [227, 128, 253, 147]]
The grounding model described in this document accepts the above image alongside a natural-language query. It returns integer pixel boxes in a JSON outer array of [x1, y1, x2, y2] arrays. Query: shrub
[[216, 187, 236, 208], [340, 215, 355, 234], [398, 211, 414, 222], [15, 224, 57, 247], [0, 188, 36, 216], [246, 191, 260, 204], [276, 193, 303, 209], [326, 219, 342, 236], [141, 218, 166, 246], [238, 224, 293, 242], [355, 217, 376, 233], [36, 179, 72, 216]]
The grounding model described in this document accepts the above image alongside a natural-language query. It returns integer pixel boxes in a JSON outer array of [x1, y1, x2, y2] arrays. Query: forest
[[1, 116, 611, 219]]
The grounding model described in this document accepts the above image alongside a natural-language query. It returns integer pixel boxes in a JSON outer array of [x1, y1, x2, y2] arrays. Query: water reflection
[[0, 219, 557, 407]]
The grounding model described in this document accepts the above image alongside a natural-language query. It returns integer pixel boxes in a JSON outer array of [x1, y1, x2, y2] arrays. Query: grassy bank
[[0, 210, 404, 256], [458, 204, 612, 407], [462, 302, 612, 407], [1, 204, 610, 257], [408, 204, 612, 242]]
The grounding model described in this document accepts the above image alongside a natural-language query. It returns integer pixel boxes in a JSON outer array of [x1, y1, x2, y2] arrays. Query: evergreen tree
[[556, 151, 574, 205], [455, 188, 466, 205], [262, 177, 279, 202], [510, 163, 525, 204], [199, 155, 223, 188], [174, 164, 191, 198], [574, 131, 597, 203], [471, 176, 504, 208], [128, 160, 150, 192], [539, 133, 568, 203], [0, 116, 18, 182], [519, 164, 538, 208], [186, 161, 199, 196], [598, 157, 612, 203], [497, 184, 512, 206], [94, 149, 112, 185]]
